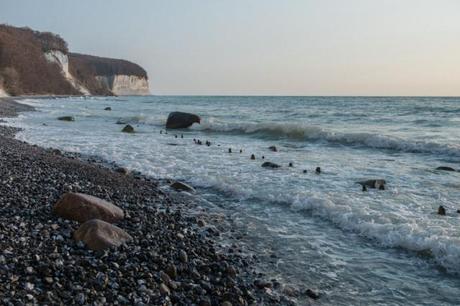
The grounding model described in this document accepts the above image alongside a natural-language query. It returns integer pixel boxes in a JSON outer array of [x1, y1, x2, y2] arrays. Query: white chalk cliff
[[96, 75, 150, 96], [45, 50, 150, 96], [0, 86, 8, 97], [45, 50, 91, 95]]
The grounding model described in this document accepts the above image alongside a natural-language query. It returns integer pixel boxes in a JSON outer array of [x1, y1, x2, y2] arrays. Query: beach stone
[[160, 283, 171, 295], [170, 181, 195, 193], [166, 112, 201, 129], [179, 250, 188, 263], [357, 179, 386, 189], [57, 116, 75, 122], [436, 166, 456, 172], [73, 219, 132, 251], [261, 162, 280, 169], [53, 192, 124, 223], [268, 146, 278, 152], [121, 124, 135, 133], [166, 264, 177, 279]]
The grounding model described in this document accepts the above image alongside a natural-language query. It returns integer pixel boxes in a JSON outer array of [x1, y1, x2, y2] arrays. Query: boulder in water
[[268, 146, 278, 152], [436, 166, 456, 172], [122, 124, 135, 133], [54, 192, 124, 223], [357, 179, 386, 189], [74, 219, 132, 251], [57, 116, 75, 122], [166, 112, 201, 129], [262, 161, 280, 169], [438, 205, 446, 216]]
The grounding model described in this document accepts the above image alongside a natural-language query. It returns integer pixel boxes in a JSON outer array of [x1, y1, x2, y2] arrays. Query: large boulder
[[74, 219, 132, 251], [53, 193, 124, 223], [166, 112, 201, 129]]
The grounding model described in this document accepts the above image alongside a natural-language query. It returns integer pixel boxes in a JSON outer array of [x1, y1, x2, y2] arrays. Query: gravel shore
[[0, 97, 296, 305]]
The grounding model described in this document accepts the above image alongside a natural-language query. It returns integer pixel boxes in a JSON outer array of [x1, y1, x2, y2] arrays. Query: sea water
[[5, 96, 460, 305]]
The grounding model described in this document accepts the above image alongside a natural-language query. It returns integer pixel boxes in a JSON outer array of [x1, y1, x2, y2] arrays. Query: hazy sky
[[1, 0, 460, 96]]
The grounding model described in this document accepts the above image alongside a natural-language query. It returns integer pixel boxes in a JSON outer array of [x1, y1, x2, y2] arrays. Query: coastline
[[0, 97, 298, 305]]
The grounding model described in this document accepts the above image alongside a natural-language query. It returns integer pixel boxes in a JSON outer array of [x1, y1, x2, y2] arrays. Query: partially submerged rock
[[436, 166, 456, 172], [53, 192, 124, 223], [104, 107, 112, 111], [74, 219, 132, 251], [261, 162, 281, 169], [357, 179, 386, 189], [122, 124, 135, 133], [268, 146, 278, 152], [166, 112, 201, 129], [57, 116, 75, 122], [170, 181, 195, 193], [438, 205, 446, 216]]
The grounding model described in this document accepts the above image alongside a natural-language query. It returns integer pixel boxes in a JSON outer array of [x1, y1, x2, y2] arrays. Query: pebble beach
[[0, 98, 298, 306]]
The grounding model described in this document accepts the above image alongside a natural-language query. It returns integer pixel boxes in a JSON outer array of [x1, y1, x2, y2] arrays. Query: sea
[[4, 96, 460, 305]]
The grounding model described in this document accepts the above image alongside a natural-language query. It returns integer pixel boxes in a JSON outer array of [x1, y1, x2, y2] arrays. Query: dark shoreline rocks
[[0, 98, 291, 305]]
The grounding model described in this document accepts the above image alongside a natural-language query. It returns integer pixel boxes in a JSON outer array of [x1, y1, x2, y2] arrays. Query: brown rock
[[54, 193, 124, 223], [74, 219, 132, 251]]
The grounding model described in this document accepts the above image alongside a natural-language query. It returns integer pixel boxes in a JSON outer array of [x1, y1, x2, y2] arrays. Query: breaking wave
[[195, 120, 460, 157]]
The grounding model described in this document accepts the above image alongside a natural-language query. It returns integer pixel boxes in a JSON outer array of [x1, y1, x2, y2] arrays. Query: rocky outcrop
[[53, 192, 124, 223], [74, 219, 132, 251]]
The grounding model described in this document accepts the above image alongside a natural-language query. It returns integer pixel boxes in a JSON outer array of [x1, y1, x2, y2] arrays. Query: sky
[[1, 0, 460, 96]]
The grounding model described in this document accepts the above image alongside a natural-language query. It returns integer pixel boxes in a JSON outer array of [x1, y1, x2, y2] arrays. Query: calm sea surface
[[6, 96, 460, 305]]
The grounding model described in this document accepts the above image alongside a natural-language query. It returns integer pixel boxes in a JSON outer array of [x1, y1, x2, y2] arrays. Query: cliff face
[[96, 75, 150, 96], [0, 24, 150, 96], [69, 53, 150, 96]]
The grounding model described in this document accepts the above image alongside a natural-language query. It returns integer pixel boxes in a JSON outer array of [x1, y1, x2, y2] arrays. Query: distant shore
[[0, 97, 296, 305]]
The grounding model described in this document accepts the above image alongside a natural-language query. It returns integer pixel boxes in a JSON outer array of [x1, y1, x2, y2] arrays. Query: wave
[[195, 120, 460, 157], [288, 195, 460, 274], [194, 175, 460, 273]]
